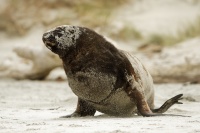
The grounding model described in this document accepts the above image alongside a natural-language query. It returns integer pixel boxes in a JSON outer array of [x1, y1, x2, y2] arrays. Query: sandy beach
[[1, 1, 200, 133], [0, 80, 200, 133]]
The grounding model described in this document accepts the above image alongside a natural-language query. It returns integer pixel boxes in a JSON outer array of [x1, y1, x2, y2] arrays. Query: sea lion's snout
[[42, 32, 50, 43], [42, 32, 56, 50]]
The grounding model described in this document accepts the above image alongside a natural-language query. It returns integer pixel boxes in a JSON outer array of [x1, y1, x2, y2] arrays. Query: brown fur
[[42, 25, 183, 117]]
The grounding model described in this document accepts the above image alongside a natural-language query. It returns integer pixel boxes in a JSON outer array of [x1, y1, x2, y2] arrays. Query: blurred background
[[0, 0, 200, 82]]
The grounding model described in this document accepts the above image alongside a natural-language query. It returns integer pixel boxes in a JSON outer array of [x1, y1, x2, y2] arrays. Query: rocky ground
[[0, 80, 200, 133]]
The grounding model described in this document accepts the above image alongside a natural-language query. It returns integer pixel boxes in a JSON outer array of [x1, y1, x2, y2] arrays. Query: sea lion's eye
[[57, 32, 63, 38], [54, 29, 63, 37]]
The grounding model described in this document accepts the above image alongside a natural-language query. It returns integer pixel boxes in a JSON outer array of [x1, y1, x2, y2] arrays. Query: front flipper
[[60, 98, 96, 118]]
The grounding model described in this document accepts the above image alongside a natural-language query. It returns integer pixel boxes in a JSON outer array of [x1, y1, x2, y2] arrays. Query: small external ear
[[57, 43, 63, 48]]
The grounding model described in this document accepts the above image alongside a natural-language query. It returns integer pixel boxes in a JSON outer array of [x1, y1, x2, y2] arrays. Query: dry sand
[[0, 80, 200, 133]]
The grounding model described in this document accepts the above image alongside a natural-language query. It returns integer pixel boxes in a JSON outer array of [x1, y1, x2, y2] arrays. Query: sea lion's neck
[[60, 47, 78, 73]]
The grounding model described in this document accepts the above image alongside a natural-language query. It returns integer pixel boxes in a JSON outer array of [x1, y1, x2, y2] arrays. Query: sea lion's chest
[[67, 69, 117, 103], [67, 70, 136, 115]]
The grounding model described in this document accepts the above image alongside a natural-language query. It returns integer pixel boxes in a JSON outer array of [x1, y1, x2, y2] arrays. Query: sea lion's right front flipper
[[60, 98, 96, 118]]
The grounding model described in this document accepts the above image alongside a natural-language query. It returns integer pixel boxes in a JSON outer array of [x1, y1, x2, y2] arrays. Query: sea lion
[[42, 25, 183, 117]]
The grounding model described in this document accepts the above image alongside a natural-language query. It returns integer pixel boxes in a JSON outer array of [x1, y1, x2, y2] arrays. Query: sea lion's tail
[[151, 94, 183, 113]]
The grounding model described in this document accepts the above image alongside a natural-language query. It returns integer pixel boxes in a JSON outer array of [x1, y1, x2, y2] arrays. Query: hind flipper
[[152, 94, 183, 113]]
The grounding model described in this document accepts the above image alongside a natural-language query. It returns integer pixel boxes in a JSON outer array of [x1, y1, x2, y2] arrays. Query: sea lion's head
[[42, 25, 81, 57]]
